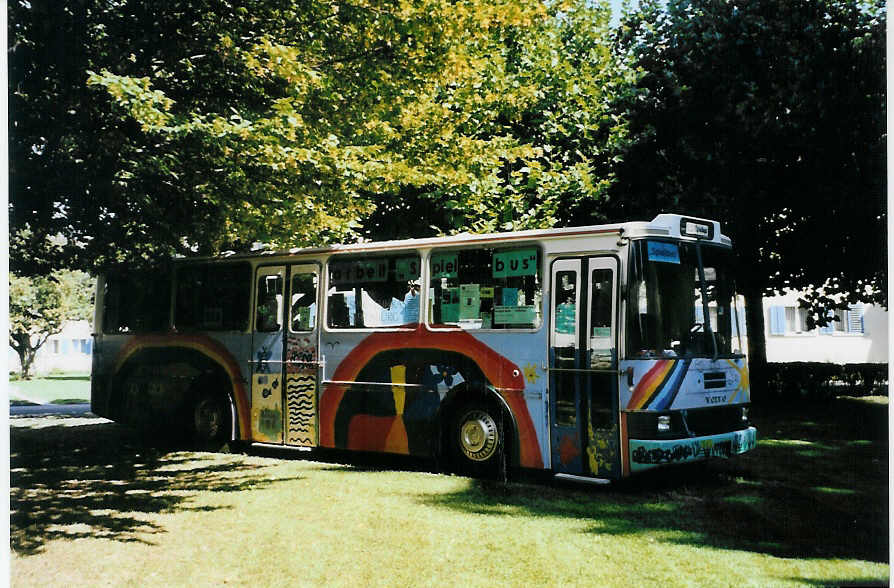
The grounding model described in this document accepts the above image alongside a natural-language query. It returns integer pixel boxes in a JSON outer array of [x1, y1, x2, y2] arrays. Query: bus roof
[[188, 213, 729, 261]]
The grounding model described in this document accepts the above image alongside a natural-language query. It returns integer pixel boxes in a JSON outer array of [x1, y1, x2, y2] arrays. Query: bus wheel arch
[[440, 382, 519, 477], [111, 347, 242, 446]]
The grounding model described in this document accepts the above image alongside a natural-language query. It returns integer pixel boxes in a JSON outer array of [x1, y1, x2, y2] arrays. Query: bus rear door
[[549, 257, 620, 478], [250, 264, 321, 447]]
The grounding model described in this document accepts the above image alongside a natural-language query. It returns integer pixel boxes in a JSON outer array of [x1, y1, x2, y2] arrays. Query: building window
[[770, 306, 810, 335], [769, 304, 865, 336], [826, 305, 865, 335]]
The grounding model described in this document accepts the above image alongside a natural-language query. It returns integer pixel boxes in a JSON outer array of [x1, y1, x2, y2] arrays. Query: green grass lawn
[[9, 396, 888, 587], [8, 373, 91, 404]]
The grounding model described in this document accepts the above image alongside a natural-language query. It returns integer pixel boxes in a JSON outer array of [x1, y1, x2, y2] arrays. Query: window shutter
[[820, 311, 835, 334], [769, 306, 785, 335], [847, 305, 865, 333]]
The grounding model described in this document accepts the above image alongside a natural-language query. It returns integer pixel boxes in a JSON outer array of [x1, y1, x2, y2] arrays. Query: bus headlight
[[741, 407, 749, 423], [657, 415, 671, 434]]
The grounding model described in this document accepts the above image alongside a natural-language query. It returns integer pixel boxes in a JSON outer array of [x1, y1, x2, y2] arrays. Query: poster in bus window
[[441, 288, 460, 322], [501, 287, 519, 306], [394, 257, 419, 281], [647, 241, 680, 264], [329, 258, 388, 283], [459, 284, 480, 320], [494, 305, 536, 325], [556, 303, 576, 334]]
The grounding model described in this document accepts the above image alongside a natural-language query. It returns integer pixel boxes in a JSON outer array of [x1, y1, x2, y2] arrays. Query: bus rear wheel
[[449, 402, 505, 478], [193, 392, 229, 449]]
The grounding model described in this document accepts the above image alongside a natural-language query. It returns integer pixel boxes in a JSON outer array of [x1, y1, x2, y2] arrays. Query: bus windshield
[[626, 240, 743, 359]]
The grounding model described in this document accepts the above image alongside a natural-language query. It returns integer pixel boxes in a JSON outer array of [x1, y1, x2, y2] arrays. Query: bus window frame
[[423, 243, 545, 334], [288, 263, 321, 334], [100, 269, 175, 335], [322, 251, 423, 332], [172, 260, 253, 334]]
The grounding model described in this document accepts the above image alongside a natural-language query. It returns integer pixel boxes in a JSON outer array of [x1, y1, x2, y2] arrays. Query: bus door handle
[[625, 366, 635, 389]]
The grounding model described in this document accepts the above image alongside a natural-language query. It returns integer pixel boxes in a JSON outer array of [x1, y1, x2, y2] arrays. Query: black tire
[[192, 392, 230, 450], [449, 401, 505, 479]]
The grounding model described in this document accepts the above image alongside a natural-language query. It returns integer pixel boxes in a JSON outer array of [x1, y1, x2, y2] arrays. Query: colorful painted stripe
[[626, 360, 675, 410], [726, 359, 750, 404], [646, 360, 691, 410], [626, 360, 692, 410]]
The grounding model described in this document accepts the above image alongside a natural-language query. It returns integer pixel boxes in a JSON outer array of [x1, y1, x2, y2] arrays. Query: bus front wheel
[[449, 402, 505, 478]]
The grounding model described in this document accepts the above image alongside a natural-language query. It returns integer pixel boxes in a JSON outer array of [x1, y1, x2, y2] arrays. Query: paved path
[[10, 403, 93, 417]]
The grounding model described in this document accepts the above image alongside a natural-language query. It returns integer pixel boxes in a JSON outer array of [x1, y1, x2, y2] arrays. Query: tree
[[359, 1, 636, 240], [9, 271, 94, 379], [11, 0, 561, 275], [606, 0, 886, 396]]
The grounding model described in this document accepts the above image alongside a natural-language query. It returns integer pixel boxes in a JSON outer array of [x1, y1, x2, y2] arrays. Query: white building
[[762, 292, 888, 364], [8, 319, 94, 376]]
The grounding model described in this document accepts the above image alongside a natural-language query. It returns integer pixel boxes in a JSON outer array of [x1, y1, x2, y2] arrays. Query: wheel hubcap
[[196, 399, 221, 439], [459, 410, 498, 462]]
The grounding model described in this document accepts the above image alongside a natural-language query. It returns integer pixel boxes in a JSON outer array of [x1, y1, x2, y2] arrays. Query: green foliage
[[609, 0, 886, 310], [362, 1, 637, 239], [9, 271, 94, 379], [82, 0, 560, 252]]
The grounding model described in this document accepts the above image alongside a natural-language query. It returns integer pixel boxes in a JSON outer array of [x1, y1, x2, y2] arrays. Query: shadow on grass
[[418, 398, 888, 563], [43, 375, 91, 381], [10, 419, 298, 556]]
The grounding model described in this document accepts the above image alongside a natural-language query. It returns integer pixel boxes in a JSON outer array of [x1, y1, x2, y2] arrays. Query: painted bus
[[90, 213, 756, 481]]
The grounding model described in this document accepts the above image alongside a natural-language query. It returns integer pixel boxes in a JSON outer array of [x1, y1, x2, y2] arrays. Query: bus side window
[[429, 246, 541, 330], [255, 275, 283, 332], [175, 263, 251, 331], [290, 273, 317, 332], [326, 255, 420, 329], [103, 271, 173, 334]]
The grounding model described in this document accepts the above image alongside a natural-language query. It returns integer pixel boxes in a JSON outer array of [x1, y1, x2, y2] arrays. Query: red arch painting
[[319, 325, 544, 469]]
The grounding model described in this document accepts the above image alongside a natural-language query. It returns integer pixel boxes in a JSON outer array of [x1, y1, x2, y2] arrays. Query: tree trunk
[[741, 285, 768, 405], [11, 332, 37, 380]]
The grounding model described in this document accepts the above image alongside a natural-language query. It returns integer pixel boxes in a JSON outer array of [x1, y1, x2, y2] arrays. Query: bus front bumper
[[628, 426, 757, 473]]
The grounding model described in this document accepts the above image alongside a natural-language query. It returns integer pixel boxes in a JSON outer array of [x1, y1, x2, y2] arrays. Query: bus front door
[[549, 257, 620, 478]]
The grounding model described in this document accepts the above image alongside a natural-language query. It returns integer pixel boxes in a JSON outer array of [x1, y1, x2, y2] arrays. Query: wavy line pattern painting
[[286, 373, 316, 446]]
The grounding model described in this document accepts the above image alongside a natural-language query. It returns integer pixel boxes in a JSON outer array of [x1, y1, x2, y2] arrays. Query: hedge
[[765, 362, 888, 400]]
